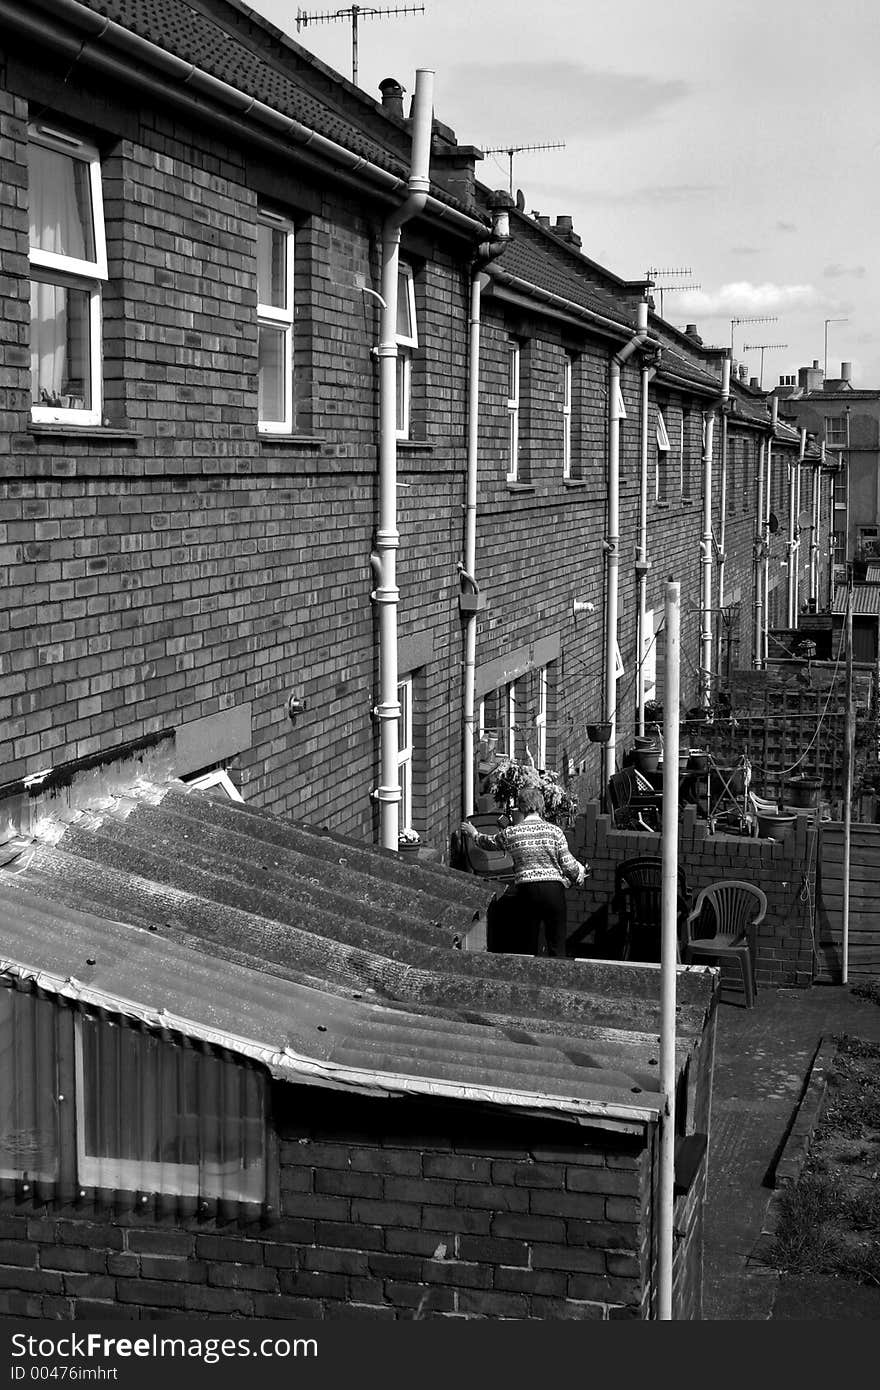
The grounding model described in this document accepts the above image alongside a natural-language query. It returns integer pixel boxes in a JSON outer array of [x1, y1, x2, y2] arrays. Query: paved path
[[702, 982, 880, 1320]]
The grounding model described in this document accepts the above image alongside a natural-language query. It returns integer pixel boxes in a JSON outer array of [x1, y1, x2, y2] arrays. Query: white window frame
[[534, 666, 548, 767], [396, 263, 418, 440], [182, 768, 244, 802], [506, 341, 520, 482], [562, 356, 572, 479], [824, 415, 847, 448], [641, 609, 658, 707], [73, 1017, 265, 1203], [257, 208, 295, 435], [655, 409, 671, 501], [28, 123, 107, 428], [397, 676, 413, 828]]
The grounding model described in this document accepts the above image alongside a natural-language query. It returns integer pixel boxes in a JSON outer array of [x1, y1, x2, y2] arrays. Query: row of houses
[[0, 0, 835, 861], [0, 0, 844, 1321]]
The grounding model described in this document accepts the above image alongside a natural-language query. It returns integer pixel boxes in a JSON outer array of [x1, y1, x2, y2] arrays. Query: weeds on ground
[[768, 1036, 880, 1286], [850, 979, 880, 1007]]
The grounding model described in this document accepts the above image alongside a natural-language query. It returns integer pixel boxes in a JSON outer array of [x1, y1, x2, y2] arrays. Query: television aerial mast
[[645, 267, 701, 320], [481, 141, 566, 195], [295, 5, 425, 87], [742, 342, 788, 390], [730, 315, 778, 355]]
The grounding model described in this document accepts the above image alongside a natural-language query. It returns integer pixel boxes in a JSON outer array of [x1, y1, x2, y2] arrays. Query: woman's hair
[[517, 785, 545, 814]]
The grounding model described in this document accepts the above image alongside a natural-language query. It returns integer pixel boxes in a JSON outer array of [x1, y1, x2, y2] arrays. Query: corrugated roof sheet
[[833, 585, 880, 616], [0, 781, 714, 1123]]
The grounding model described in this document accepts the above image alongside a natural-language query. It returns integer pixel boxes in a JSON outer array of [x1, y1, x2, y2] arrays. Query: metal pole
[[658, 577, 680, 1321], [351, 5, 359, 84], [842, 580, 853, 984]]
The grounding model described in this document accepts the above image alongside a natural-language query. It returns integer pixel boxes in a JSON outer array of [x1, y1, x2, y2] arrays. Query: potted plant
[[586, 722, 612, 744], [491, 758, 578, 829], [397, 827, 421, 857]]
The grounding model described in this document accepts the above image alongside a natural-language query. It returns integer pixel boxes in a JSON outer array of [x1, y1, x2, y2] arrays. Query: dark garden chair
[[612, 855, 690, 963]]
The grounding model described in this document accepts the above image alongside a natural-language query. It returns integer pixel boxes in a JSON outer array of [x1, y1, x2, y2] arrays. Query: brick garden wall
[[0, 1088, 707, 1321], [568, 803, 817, 988]]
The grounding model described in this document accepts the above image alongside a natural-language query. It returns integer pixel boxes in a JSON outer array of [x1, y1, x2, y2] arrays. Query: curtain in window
[[28, 142, 93, 261], [0, 982, 59, 1187], [77, 1015, 265, 1205]]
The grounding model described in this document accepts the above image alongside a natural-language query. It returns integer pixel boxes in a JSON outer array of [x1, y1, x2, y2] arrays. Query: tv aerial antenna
[[730, 315, 777, 354], [645, 267, 700, 319], [295, 6, 425, 87], [481, 141, 566, 195], [742, 342, 788, 390]]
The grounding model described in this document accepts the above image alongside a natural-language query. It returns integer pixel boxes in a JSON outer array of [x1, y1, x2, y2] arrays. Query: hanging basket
[[586, 722, 612, 744]]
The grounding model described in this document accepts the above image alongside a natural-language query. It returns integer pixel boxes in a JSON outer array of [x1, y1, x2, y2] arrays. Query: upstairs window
[[257, 209, 295, 433], [396, 263, 418, 439], [824, 415, 847, 449], [655, 409, 671, 501], [397, 676, 413, 828], [562, 355, 572, 478], [506, 341, 520, 482], [28, 124, 107, 426]]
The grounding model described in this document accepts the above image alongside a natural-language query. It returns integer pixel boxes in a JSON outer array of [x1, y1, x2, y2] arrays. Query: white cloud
[[824, 263, 866, 280], [674, 282, 818, 316]]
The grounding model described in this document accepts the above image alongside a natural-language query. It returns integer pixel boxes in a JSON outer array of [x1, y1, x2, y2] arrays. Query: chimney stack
[[552, 215, 582, 249], [378, 78, 406, 119]]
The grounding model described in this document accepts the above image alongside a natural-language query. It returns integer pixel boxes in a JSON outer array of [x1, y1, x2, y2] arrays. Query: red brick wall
[[0, 1089, 711, 1321]]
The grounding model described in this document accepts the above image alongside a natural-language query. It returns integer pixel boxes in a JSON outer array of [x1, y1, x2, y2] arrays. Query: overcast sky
[[247, 0, 879, 388]]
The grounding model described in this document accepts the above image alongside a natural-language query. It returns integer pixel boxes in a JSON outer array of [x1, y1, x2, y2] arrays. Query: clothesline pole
[[658, 576, 680, 1320]]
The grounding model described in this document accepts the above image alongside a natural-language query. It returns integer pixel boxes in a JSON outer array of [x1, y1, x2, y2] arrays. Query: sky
[[246, 0, 880, 388]]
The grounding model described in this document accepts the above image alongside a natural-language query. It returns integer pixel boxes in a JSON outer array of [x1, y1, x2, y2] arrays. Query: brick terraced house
[[0, 0, 832, 864]]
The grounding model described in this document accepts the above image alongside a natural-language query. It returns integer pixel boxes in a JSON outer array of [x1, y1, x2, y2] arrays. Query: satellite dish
[[768, 513, 779, 534], [798, 511, 812, 528], [515, 189, 526, 211]]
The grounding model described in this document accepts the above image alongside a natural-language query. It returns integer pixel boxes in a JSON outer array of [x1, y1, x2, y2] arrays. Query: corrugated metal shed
[[833, 585, 880, 615], [0, 781, 715, 1126]]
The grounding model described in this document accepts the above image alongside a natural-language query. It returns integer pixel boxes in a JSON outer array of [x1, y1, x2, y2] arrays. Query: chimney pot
[[750, 377, 759, 389], [841, 361, 853, 382], [379, 78, 406, 118], [812, 359, 819, 370]]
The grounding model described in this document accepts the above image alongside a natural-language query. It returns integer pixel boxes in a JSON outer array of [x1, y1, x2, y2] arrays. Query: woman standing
[[459, 786, 589, 957]]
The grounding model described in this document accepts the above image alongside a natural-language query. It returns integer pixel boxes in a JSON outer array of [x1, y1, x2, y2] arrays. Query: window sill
[[258, 434, 323, 448], [654, 500, 670, 509], [563, 477, 589, 489], [397, 440, 434, 453], [506, 482, 536, 494], [680, 495, 695, 505], [29, 423, 139, 443]]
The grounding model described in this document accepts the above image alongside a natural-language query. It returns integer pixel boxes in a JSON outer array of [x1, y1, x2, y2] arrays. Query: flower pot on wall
[[397, 842, 420, 858], [634, 743, 661, 775], [756, 810, 797, 839]]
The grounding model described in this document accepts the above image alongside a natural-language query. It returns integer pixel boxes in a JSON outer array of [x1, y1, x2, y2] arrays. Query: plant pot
[[786, 777, 822, 808], [756, 810, 797, 839], [687, 750, 709, 772], [587, 722, 612, 744], [634, 743, 661, 775], [397, 842, 420, 858]]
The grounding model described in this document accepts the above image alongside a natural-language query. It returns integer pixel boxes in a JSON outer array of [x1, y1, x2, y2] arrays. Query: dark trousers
[[517, 880, 568, 958]]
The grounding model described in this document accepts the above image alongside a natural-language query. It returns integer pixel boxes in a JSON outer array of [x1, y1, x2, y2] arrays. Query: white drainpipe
[[604, 301, 649, 786], [636, 352, 659, 737], [788, 427, 807, 626], [753, 437, 766, 669], [810, 443, 824, 606], [699, 358, 731, 706], [763, 399, 778, 664], [372, 70, 434, 850], [716, 364, 732, 676], [461, 200, 511, 816]]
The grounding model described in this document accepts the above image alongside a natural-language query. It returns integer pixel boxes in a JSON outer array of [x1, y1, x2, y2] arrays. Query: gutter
[[1, 0, 490, 242]]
